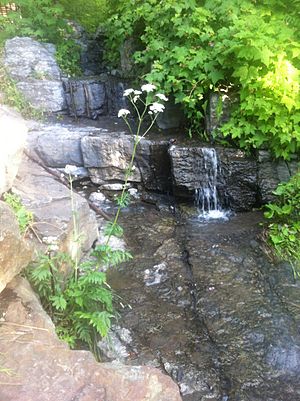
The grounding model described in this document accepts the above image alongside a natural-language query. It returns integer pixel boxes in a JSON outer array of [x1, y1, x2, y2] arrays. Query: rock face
[[81, 133, 172, 192], [26, 122, 106, 168], [156, 97, 184, 130], [12, 156, 98, 258], [3, 36, 129, 117], [0, 202, 33, 293], [0, 105, 27, 195], [3, 37, 66, 112], [258, 151, 299, 203], [26, 121, 172, 194], [0, 277, 182, 401], [63, 77, 107, 119], [169, 145, 258, 211], [217, 148, 258, 211]]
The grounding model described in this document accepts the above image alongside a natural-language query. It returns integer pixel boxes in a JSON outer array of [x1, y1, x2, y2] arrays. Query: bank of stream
[[102, 202, 300, 401]]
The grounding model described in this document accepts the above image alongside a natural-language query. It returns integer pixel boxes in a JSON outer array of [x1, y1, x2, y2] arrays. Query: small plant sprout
[[105, 84, 168, 242]]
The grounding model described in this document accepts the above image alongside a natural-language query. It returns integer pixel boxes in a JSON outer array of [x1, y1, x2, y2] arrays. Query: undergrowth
[[3, 192, 34, 234], [265, 171, 300, 278]]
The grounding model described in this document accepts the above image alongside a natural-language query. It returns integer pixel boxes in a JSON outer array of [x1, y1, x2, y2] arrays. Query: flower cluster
[[118, 84, 168, 119]]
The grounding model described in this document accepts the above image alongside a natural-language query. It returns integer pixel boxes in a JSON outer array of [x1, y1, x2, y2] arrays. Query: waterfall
[[195, 148, 227, 219]]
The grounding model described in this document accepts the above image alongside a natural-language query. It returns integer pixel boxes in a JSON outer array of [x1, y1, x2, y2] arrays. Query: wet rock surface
[[63, 77, 107, 119], [169, 145, 258, 211], [105, 205, 300, 401]]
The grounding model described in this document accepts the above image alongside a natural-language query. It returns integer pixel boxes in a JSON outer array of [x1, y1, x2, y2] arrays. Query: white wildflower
[[149, 102, 165, 114], [118, 109, 130, 118], [134, 90, 142, 95], [64, 164, 79, 175], [141, 83, 156, 93], [155, 93, 168, 101], [123, 88, 134, 96], [43, 236, 59, 252], [133, 95, 139, 103]]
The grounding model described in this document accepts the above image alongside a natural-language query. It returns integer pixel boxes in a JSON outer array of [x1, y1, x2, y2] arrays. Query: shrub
[[104, 0, 300, 159], [0, 0, 82, 76], [3, 192, 33, 234], [27, 246, 132, 358], [264, 171, 300, 277]]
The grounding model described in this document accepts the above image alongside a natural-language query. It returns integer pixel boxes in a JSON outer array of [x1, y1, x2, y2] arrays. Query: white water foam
[[195, 147, 230, 220]]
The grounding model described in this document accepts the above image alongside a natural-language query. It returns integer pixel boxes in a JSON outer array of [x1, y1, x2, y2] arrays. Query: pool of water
[[103, 203, 300, 401]]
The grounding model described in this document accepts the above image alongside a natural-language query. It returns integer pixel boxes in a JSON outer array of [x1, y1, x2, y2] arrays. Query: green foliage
[[0, 1, 82, 76], [3, 192, 33, 234], [104, 0, 300, 159], [0, 0, 66, 43], [59, 0, 109, 33], [55, 40, 82, 77], [26, 244, 132, 358], [265, 171, 300, 277]]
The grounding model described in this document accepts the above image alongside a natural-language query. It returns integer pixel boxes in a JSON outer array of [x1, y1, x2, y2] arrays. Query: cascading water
[[195, 148, 228, 219]]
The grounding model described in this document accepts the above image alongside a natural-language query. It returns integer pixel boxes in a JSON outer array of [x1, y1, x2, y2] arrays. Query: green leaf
[[50, 295, 67, 311]]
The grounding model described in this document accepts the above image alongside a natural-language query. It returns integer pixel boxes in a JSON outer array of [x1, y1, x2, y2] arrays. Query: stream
[[101, 202, 300, 401]]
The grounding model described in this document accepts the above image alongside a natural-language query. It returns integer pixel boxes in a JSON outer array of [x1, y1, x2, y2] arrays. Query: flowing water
[[104, 203, 300, 401], [194, 147, 229, 220]]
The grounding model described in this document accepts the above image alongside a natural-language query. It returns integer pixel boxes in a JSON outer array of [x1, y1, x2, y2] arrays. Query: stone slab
[[0, 276, 182, 401], [12, 155, 98, 258]]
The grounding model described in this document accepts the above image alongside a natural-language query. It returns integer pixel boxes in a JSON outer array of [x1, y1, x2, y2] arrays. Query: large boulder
[[0, 105, 27, 195], [0, 202, 33, 293], [12, 156, 98, 259], [0, 276, 182, 401], [26, 122, 106, 168], [3, 37, 66, 112]]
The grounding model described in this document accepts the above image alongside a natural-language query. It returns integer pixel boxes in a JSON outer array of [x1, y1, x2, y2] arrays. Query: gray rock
[[16, 80, 66, 112], [101, 183, 126, 191], [89, 191, 111, 207], [266, 344, 300, 373], [218, 148, 258, 211], [4, 37, 66, 112], [59, 166, 89, 180], [120, 37, 137, 76], [81, 133, 171, 192], [81, 133, 141, 184], [63, 77, 107, 119], [12, 155, 98, 258], [67, 21, 105, 76], [258, 150, 299, 203], [4, 37, 61, 80], [156, 97, 184, 129], [105, 76, 128, 116], [0, 202, 33, 293], [0, 105, 27, 195], [27, 123, 106, 168]]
